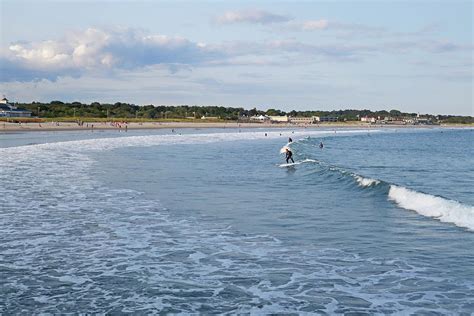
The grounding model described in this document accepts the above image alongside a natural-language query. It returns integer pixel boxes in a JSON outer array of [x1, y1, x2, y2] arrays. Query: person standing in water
[[319, 142, 324, 149], [285, 148, 294, 164]]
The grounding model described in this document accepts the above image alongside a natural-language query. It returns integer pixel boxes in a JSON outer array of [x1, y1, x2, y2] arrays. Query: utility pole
[[37, 106, 40, 117]]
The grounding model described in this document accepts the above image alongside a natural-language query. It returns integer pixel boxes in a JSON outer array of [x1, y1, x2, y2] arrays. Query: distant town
[[1, 97, 472, 124]]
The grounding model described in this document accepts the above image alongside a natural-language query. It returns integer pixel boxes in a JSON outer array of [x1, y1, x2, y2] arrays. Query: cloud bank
[[0, 28, 222, 82], [1, 25, 471, 83]]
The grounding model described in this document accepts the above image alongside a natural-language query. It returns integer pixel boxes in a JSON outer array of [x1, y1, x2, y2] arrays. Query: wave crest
[[353, 175, 381, 187], [388, 185, 474, 231]]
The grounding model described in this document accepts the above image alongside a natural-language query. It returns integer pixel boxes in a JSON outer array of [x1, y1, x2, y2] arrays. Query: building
[[385, 120, 406, 125], [289, 116, 319, 124], [360, 116, 376, 123], [415, 117, 433, 125], [268, 115, 289, 123], [0, 97, 32, 117], [249, 115, 270, 122], [319, 117, 338, 122], [403, 118, 416, 125]]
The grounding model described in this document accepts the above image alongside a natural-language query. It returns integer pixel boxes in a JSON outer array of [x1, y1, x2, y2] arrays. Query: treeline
[[21, 101, 242, 120], [16, 101, 473, 123]]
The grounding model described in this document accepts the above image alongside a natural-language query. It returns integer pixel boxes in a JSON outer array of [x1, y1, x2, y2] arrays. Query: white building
[[250, 115, 270, 121], [0, 97, 32, 117], [360, 116, 376, 123], [289, 116, 319, 124], [268, 115, 289, 123]]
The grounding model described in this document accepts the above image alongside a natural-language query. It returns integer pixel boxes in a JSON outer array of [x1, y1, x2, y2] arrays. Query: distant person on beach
[[285, 148, 294, 164], [319, 142, 324, 149]]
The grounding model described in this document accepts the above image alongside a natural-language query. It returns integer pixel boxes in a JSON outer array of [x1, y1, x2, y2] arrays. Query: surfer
[[319, 142, 324, 149], [288, 137, 293, 143], [285, 148, 294, 164]]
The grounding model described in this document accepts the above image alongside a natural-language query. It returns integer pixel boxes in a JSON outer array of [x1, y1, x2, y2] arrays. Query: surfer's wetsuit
[[286, 150, 294, 163]]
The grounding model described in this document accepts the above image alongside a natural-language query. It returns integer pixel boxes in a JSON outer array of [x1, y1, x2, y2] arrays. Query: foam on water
[[388, 185, 474, 231], [0, 129, 379, 157]]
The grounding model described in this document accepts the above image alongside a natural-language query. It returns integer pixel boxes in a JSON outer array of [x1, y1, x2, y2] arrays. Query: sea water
[[1, 127, 473, 314]]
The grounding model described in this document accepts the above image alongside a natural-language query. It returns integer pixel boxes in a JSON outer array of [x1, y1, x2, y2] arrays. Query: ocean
[[1, 127, 473, 314]]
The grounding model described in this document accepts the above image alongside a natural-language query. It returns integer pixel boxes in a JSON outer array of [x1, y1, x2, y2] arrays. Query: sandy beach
[[0, 120, 463, 132]]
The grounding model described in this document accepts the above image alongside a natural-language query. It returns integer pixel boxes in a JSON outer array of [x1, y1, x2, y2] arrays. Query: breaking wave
[[289, 154, 474, 231], [353, 175, 381, 187], [388, 185, 474, 230]]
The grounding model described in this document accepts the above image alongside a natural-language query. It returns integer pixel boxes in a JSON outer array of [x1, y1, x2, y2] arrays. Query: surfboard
[[277, 159, 317, 168], [279, 162, 298, 167], [280, 145, 291, 154]]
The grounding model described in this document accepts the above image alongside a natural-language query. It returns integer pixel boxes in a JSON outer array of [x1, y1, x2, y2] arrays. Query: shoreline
[[0, 121, 470, 133]]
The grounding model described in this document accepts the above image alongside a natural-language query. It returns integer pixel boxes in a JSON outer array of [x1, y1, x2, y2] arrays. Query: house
[[360, 116, 376, 123], [0, 97, 32, 117], [250, 115, 270, 122], [415, 117, 433, 125]]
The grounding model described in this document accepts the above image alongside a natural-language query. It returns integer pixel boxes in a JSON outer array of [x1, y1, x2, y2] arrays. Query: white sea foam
[[388, 185, 474, 231], [353, 175, 381, 187], [0, 129, 380, 159]]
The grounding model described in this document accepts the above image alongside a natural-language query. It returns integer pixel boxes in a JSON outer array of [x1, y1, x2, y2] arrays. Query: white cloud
[[284, 19, 385, 36], [216, 9, 291, 25], [1, 26, 471, 83], [301, 20, 330, 31], [0, 28, 223, 82]]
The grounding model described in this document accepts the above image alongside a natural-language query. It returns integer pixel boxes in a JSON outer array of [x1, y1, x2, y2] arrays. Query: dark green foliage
[[437, 115, 474, 124], [16, 101, 473, 123]]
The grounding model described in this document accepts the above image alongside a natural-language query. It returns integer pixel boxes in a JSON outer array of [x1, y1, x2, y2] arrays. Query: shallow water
[[1, 127, 473, 314]]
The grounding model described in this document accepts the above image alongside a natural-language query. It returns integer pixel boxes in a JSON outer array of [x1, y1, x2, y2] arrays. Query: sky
[[0, 0, 472, 115]]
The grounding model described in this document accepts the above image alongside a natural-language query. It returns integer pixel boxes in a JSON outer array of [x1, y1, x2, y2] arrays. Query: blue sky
[[0, 0, 472, 115]]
